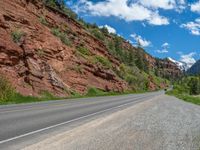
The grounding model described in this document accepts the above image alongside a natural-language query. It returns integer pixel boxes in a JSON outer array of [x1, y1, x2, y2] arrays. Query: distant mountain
[[187, 60, 200, 75], [167, 57, 188, 71]]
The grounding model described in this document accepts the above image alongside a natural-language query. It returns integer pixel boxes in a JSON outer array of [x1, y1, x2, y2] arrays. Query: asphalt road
[[23, 94, 200, 150], [0, 91, 162, 149]]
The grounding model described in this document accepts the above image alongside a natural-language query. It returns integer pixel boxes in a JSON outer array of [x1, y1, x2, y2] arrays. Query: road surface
[[0, 91, 161, 150]]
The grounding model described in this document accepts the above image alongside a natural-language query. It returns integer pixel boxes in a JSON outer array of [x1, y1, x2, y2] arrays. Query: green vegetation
[[51, 28, 71, 46], [90, 28, 105, 41], [11, 29, 25, 43], [86, 87, 107, 97], [0, 74, 61, 105], [77, 46, 91, 56], [115, 64, 148, 91], [72, 65, 83, 74], [44, 0, 78, 19], [36, 49, 45, 57], [93, 55, 112, 68], [40, 90, 57, 100], [0, 75, 15, 102], [39, 16, 49, 26], [167, 76, 200, 105]]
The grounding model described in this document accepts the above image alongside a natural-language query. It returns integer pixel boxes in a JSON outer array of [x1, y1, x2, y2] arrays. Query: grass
[[167, 90, 200, 105], [51, 28, 71, 46], [93, 55, 112, 68], [0, 75, 63, 105], [0, 83, 148, 105], [72, 65, 83, 74], [11, 29, 25, 43], [0, 74, 160, 105], [90, 28, 105, 41], [0, 75, 15, 102], [36, 49, 45, 57], [77, 46, 91, 56], [39, 16, 48, 26]]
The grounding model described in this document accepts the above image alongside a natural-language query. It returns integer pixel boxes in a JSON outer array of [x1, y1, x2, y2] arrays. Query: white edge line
[[0, 95, 155, 145]]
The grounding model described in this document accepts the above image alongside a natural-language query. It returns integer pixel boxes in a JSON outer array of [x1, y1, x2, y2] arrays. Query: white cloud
[[162, 42, 170, 48], [99, 25, 116, 34], [191, 1, 200, 13], [180, 52, 196, 68], [178, 0, 185, 5], [130, 34, 151, 47], [140, 0, 176, 9], [156, 49, 169, 53], [148, 12, 169, 25], [156, 42, 170, 53], [180, 18, 200, 35], [75, 0, 170, 25]]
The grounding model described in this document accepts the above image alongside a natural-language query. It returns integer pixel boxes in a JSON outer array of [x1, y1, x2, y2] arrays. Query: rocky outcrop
[[0, 0, 128, 96], [155, 58, 182, 79]]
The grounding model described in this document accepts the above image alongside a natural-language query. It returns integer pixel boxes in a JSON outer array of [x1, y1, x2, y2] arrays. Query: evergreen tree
[[188, 77, 200, 95]]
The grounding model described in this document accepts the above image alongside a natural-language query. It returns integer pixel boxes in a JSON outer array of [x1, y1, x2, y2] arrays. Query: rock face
[[0, 0, 128, 96], [0, 0, 182, 97], [145, 55, 182, 80]]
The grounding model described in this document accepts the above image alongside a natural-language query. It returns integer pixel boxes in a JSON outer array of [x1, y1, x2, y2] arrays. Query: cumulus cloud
[[130, 34, 151, 47], [99, 25, 116, 34], [156, 42, 170, 53], [191, 1, 200, 13], [156, 49, 169, 53], [74, 0, 170, 25], [180, 18, 200, 35], [180, 52, 196, 68], [162, 42, 170, 48], [139, 0, 176, 9]]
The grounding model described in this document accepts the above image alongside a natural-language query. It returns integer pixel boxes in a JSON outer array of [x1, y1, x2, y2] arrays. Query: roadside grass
[[0, 85, 148, 105], [166, 90, 200, 105], [0, 92, 62, 105], [0, 74, 161, 105]]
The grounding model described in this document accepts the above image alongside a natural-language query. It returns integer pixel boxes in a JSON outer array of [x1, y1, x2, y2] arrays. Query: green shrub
[[73, 65, 83, 74], [37, 49, 45, 57], [11, 29, 25, 43], [77, 46, 90, 56], [86, 87, 106, 96], [44, 0, 78, 20], [93, 55, 111, 68], [51, 28, 71, 46], [40, 90, 56, 100], [91, 29, 105, 41], [0, 75, 15, 102], [39, 16, 48, 26], [125, 74, 136, 85]]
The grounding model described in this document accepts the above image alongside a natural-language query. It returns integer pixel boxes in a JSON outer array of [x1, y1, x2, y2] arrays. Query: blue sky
[[66, 0, 200, 65]]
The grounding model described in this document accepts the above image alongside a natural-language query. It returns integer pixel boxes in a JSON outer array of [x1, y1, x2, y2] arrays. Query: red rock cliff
[[0, 0, 182, 96]]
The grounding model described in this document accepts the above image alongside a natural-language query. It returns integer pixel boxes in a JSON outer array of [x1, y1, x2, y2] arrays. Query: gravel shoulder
[[23, 95, 200, 150]]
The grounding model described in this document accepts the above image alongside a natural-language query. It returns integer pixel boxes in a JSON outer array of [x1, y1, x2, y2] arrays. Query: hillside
[[187, 60, 200, 75], [0, 0, 182, 98]]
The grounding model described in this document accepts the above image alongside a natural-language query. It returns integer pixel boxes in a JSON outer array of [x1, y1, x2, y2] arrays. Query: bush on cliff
[[51, 28, 71, 46], [0, 75, 15, 102], [11, 29, 25, 43]]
